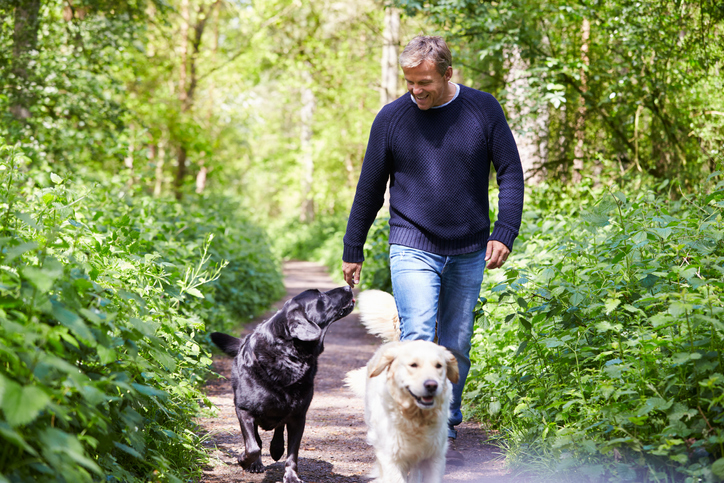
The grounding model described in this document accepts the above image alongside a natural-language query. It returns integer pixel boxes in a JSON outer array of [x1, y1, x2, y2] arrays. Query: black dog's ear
[[210, 332, 243, 356], [287, 309, 323, 342]]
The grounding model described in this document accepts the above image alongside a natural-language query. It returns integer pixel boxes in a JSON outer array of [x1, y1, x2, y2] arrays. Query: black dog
[[210, 286, 355, 483]]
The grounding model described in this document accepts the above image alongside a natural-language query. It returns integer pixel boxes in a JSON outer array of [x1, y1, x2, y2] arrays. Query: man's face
[[402, 60, 453, 111]]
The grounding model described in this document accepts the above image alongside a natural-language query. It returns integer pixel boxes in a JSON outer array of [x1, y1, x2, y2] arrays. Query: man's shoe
[[446, 437, 464, 466]]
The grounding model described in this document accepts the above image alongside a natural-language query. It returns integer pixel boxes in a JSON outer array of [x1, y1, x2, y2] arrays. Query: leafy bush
[[0, 143, 283, 482], [467, 176, 724, 481]]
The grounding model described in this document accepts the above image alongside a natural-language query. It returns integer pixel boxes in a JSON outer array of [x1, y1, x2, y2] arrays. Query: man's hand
[[485, 240, 510, 270], [343, 261, 363, 287]]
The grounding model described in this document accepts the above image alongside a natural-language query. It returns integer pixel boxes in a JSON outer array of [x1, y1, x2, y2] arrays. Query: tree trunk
[[299, 66, 316, 223], [176, 146, 187, 201], [380, 7, 400, 107], [572, 17, 590, 183], [10, 0, 41, 119], [503, 47, 547, 183], [174, 0, 219, 199], [175, 0, 190, 200], [153, 141, 166, 197]]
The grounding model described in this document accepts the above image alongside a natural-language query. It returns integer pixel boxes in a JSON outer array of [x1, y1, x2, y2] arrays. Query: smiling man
[[342, 35, 525, 466]]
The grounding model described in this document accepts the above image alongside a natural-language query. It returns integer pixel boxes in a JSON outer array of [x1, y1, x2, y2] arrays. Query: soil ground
[[197, 260, 516, 483]]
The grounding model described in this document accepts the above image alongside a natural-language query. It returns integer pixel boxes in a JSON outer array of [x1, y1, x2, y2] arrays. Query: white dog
[[347, 290, 459, 483]]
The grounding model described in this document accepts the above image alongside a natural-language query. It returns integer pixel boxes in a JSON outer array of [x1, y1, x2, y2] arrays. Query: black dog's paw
[[248, 459, 265, 473], [238, 451, 264, 473]]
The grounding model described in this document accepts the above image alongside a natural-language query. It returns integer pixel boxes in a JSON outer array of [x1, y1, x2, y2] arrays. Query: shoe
[[446, 437, 464, 466]]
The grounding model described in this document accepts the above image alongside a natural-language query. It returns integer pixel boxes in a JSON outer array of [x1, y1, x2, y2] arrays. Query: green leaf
[[0, 422, 38, 456], [711, 458, 724, 478], [113, 441, 143, 458], [186, 287, 204, 298], [605, 298, 621, 314], [50, 173, 64, 184], [2, 379, 50, 427], [21, 258, 65, 293], [39, 428, 102, 474], [52, 302, 95, 344], [131, 383, 167, 399], [3, 242, 38, 263]]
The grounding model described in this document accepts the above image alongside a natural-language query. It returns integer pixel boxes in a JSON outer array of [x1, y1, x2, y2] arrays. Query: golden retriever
[[347, 290, 459, 483]]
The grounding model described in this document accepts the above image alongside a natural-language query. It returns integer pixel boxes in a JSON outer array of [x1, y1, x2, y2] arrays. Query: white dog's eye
[[436, 363, 442, 369], [410, 363, 418, 368]]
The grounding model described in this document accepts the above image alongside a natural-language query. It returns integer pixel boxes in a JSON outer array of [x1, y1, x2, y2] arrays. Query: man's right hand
[[342, 261, 363, 288]]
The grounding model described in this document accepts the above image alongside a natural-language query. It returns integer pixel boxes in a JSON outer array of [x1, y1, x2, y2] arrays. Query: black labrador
[[210, 286, 355, 483]]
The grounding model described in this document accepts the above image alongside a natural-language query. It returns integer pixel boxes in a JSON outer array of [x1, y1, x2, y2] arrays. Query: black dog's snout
[[424, 380, 438, 393]]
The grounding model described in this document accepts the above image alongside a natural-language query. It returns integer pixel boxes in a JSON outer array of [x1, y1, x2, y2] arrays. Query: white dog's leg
[[409, 455, 446, 483], [374, 455, 407, 483]]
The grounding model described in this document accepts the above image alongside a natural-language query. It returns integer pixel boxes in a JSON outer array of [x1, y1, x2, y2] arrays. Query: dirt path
[[198, 260, 513, 482]]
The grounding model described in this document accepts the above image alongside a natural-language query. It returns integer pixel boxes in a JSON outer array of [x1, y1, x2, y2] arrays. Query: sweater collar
[[409, 82, 460, 109]]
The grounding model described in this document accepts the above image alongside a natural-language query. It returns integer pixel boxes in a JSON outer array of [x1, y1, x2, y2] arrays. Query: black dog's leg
[[270, 426, 285, 461], [235, 407, 264, 473], [283, 415, 306, 483]]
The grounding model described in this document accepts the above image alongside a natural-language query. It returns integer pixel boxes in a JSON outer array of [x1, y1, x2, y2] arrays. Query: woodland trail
[[197, 260, 515, 482]]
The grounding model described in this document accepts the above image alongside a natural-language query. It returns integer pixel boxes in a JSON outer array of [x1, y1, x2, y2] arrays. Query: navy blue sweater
[[343, 84, 525, 263]]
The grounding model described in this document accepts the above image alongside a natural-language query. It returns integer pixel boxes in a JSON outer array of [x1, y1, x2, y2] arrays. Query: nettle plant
[[0, 144, 281, 482], [467, 177, 724, 482]]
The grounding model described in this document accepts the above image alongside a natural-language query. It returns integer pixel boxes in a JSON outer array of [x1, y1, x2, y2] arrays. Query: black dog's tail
[[210, 332, 243, 357]]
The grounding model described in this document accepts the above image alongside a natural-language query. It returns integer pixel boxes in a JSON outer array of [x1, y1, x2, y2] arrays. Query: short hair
[[398, 35, 452, 76]]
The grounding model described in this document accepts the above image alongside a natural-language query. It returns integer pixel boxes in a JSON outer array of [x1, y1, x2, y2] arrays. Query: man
[[342, 35, 524, 465]]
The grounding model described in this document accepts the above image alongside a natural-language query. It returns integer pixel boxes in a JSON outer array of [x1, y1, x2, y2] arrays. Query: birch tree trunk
[[380, 7, 400, 107], [299, 66, 316, 222], [504, 47, 547, 183], [10, 0, 41, 119], [154, 141, 166, 197], [573, 18, 590, 183]]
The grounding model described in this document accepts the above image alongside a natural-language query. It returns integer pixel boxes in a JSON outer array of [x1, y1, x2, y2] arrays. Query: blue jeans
[[389, 244, 486, 439]]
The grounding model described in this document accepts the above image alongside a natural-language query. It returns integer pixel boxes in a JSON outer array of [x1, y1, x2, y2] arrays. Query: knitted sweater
[[343, 84, 525, 263]]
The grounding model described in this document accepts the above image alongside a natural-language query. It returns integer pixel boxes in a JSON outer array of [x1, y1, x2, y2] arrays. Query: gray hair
[[398, 36, 452, 76]]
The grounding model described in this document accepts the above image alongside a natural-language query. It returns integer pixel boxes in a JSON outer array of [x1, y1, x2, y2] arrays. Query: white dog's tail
[[345, 290, 400, 398], [343, 367, 367, 397], [357, 289, 400, 343]]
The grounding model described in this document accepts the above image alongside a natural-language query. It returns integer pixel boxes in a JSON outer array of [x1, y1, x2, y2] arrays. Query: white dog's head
[[368, 340, 459, 411]]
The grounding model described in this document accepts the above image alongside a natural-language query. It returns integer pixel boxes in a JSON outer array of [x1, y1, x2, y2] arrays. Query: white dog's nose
[[424, 380, 438, 394]]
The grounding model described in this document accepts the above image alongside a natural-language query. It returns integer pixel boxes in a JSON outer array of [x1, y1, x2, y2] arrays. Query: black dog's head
[[276, 286, 355, 342]]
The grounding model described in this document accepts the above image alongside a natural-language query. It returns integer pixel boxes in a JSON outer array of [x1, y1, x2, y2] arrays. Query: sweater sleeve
[[485, 96, 525, 251], [343, 110, 392, 263]]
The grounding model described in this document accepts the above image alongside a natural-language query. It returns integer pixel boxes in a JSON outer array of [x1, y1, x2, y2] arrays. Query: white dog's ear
[[368, 342, 400, 378], [445, 350, 460, 384]]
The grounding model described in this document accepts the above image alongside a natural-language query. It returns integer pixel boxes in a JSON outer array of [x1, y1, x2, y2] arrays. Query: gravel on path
[[197, 260, 514, 482]]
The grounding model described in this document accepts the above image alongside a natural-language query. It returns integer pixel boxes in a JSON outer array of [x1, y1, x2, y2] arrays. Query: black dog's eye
[[410, 363, 418, 368]]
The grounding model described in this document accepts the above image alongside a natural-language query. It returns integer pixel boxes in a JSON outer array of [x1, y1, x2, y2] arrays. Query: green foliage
[[399, 0, 724, 184], [466, 173, 724, 481], [0, 143, 283, 482]]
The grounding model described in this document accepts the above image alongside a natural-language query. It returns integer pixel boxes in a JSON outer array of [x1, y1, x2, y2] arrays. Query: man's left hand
[[485, 240, 510, 270]]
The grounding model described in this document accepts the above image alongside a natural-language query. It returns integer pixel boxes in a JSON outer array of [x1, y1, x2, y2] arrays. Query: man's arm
[[342, 109, 392, 278], [485, 94, 525, 253]]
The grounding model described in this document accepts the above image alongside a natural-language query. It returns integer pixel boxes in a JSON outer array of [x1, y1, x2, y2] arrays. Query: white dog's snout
[[423, 379, 438, 394]]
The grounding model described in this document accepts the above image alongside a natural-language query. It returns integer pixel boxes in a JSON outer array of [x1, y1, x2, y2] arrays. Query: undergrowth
[[0, 143, 283, 482]]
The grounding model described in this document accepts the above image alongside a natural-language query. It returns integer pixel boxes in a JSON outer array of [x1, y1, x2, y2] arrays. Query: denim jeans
[[389, 244, 486, 439]]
